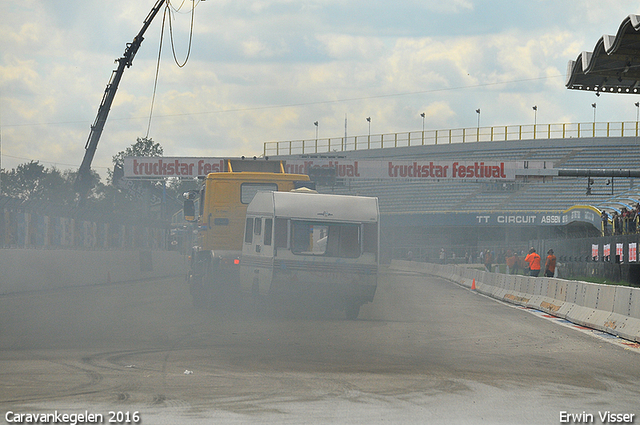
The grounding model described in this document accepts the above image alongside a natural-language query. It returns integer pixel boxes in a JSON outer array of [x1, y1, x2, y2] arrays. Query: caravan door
[[241, 215, 274, 295]]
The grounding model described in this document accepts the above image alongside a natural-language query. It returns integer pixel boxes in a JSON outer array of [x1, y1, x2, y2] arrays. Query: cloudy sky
[[1, 0, 640, 179]]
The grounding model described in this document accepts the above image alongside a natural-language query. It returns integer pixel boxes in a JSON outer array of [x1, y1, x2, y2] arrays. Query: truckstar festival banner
[[124, 157, 520, 181], [124, 157, 225, 178], [284, 159, 517, 180]]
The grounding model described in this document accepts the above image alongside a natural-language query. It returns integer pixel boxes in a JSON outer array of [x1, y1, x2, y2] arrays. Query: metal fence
[[264, 121, 640, 156], [0, 197, 169, 250]]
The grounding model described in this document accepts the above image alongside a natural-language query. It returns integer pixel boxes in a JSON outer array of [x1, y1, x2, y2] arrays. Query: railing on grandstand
[[608, 216, 640, 237], [264, 121, 640, 156]]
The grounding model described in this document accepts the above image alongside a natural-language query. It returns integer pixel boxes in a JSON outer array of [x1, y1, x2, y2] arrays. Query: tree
[[1, 161, 75, 203], [109, 136, 163, 184], [1, 161, 46, 200], [106, 136, 177, 220]]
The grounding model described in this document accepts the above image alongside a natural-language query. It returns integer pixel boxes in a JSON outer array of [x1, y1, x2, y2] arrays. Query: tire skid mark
[[2, 347, 186, 405], [2, 358, 106, 404]]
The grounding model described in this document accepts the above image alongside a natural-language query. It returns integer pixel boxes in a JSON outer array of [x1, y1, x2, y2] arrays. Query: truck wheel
[[345, 301, 361, 320]]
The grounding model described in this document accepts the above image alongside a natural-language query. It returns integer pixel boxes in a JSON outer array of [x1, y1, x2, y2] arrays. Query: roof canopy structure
[[566, 14, 640, 95]]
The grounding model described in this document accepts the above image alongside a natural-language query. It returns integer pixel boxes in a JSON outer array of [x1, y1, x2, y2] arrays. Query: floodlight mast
[[75, 0, 167, 202]]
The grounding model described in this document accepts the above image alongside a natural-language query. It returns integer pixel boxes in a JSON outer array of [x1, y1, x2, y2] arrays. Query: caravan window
[[264, 219, 273, 246], [291, 221, 328, 255], [244, 218, 253, 243], [363, 223, 378, 255], [326, 224, 360, 258], [274, 218, 288, 248], [291, 220, 360, 258]]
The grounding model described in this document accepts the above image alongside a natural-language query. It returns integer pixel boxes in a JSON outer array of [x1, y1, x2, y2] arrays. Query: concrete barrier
[[556, 280, 580, 319], [535, 278, 564, 315], [0, 249, 189, 295], [500, 275, 530, 307], [505, 274, 516, 290], [628, 290, 640, 342], [525, 278, 546, 310], [555, 280, 569, 303], [613, 286, 633, 316], [597, 285, 616, 311], [630, 288, 640, 319], [390, 260, 640, 343], [491, 273, 509, 300], [601, 286, 633, 340]]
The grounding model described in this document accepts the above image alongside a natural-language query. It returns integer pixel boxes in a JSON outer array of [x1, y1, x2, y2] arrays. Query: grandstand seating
[[305, 136, 640, 214]]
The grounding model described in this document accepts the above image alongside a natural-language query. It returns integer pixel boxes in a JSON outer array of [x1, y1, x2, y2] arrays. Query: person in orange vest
[[524, 247, 541, 277], [505, 249, 516, 274], [544, 249, 557, 277]]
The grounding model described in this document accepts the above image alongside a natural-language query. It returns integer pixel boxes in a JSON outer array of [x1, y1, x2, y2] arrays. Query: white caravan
[[240, 191, 379, 319]]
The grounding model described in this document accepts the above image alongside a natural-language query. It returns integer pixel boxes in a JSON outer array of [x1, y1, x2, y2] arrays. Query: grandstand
[[272, 133, 640, 264], [277, 135, 640, 213]]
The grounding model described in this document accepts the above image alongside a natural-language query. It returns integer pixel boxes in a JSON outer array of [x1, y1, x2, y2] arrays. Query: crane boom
[[75, 0, 167, 200]]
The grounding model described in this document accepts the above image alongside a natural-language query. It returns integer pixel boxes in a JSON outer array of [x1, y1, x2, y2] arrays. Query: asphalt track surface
[[1, 267, 639, 425]]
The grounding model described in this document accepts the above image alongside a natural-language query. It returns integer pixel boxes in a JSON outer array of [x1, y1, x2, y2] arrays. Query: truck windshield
[[291, 220, 360, 258], [240, 183, 278, 204]]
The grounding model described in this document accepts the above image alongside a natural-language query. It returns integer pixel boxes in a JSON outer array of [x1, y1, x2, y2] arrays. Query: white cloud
[[422, 0, 473, 14], [316, 34, 386, 61]]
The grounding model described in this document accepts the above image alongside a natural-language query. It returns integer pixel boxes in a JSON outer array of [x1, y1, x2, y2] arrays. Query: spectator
[[484, 249, 493, 272], [512, 251, 522, 275], [601, 211, 609, 236], [544, 249, 556, 277], [622, 207, 631, 234], [524, 247, 541, 277], [506, 249, 517, 275], [439, 248, 446, 264], [613, 211, 622, 235]]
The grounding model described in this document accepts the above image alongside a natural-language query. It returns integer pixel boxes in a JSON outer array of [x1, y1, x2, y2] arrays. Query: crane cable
[[146, 0, 198, 138], [168, 0, 188, 13], [167, 0, 196, 68]]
